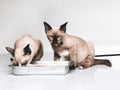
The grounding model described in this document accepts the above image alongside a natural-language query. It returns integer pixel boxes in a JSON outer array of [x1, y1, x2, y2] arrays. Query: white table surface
[[0, 53, 120, 90]]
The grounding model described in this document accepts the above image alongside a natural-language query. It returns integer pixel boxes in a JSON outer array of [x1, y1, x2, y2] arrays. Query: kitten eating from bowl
[[6, 34, 43, 66]]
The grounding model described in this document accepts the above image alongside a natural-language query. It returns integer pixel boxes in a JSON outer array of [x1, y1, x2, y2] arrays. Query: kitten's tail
[[93, 59, 112, 67]]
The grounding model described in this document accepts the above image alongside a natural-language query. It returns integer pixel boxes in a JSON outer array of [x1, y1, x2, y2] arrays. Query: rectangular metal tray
[[11, 61, 70, 75]]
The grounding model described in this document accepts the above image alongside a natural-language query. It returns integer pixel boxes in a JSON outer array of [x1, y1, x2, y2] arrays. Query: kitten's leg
[[80, 42, 95, 69], [69, 46, 78, 66], [18, 63, 22, 67], [26, 63, 32, 66], [64, 56, 76, 70], [54, 52, 60, 61], [82, 55, 94, 69], [32, 46, 43, 63]]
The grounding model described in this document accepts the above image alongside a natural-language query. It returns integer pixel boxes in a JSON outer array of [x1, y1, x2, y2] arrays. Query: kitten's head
[[6, 44, 32, 66], [44, 22, 68, 47]]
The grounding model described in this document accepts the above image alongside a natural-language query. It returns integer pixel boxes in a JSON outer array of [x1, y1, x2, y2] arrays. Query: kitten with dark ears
[[6, 34, 43, 66], [44, 22, 112, 69]]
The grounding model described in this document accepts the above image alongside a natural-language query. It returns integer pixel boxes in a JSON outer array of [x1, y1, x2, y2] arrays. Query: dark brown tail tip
[[105, 60, 112, 67]]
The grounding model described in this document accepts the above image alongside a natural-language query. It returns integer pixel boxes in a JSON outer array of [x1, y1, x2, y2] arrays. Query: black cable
[[95, 54, 120, 57]]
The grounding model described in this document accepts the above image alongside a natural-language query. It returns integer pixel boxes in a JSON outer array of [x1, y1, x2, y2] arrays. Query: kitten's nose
[[52, 35, 58, 44], [21, 61, 28, 66], [52, 41, 57, 44], [15, 60, 28, 66], [52, 42, 58, 47], [52, 39, 57, 44]]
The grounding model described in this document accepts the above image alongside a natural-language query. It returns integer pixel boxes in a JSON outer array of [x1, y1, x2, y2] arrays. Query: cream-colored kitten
[[6, 34, 43, 66], [44, 22, 111, 69]]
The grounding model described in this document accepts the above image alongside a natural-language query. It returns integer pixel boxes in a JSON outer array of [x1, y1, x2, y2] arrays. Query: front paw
[[69, 65, 76, 70]]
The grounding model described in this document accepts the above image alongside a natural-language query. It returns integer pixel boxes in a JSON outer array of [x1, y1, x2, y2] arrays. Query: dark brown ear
[[6, 47, 15, 56], [60, 22, 68, 33], [23, 44, 31, 55], [43, 22, 52, 33]]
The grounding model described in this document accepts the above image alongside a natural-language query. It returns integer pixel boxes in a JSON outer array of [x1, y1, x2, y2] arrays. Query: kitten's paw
[[26, 63, 33, 66], [69, 65, 76, 70], [78, 66, 84, 69]]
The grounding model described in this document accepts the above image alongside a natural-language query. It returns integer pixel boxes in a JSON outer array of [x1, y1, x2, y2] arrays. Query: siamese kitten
[[6, 34, 43, 66], [44, 22, 112, 69]]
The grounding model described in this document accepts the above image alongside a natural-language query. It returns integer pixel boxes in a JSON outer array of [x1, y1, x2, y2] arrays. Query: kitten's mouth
[[52, 42, 63, 47], [52, 43, 59, 47], [10, 58, 29, 66]]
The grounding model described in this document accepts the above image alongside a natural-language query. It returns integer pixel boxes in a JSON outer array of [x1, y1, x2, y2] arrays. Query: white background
[[0, 0, 120, 54], [1, 1, 120, 90]]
